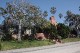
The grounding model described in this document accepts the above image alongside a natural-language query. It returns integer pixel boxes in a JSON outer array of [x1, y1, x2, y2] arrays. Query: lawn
[[62, 38, 80, 43], [0, 40, 54, 51], [0, 38, 80, 51]]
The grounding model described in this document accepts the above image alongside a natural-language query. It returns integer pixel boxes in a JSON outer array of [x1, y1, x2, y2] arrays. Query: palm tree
[[50, 7, 56, 15], [59, 13, 63, 18], [79, 6, 80, 11], [43, 11, 48, 18], [66, 10, 73, 16]]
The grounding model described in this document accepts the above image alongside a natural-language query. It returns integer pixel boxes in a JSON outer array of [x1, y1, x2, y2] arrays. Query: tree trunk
[[18, 19, 22, 41]]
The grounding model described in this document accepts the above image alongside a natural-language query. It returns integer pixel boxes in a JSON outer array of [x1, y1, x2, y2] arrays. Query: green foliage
[[33, 19, 51, 33], [42, 22, 51, 33], [0, 0, 49, 41], [64, 10, 80, 37], [43, 23, 58, 39], [57, 23, 70, 39], [50, 24, 57, 36], [1, 0, 79, 41]]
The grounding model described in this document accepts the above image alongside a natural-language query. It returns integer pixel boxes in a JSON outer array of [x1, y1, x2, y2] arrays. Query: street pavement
[[0, 41, 80, 53], [24, 42, 80, 53]]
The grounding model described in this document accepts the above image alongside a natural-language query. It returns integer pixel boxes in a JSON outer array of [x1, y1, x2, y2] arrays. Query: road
[[23, 42, 80, 53]]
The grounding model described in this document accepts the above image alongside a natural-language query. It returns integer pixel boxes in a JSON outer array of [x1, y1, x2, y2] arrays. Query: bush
[[43, 23, 58, 39], [49, 24, 58, 37], [57, 23, 70, 39]]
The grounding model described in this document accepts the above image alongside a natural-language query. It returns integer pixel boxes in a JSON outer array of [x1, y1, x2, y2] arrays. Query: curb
[[0, 41, 80, 53]]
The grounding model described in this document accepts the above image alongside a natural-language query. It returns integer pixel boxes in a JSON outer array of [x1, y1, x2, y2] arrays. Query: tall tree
[[64, 10, 80, 38], [79, 6, 80, 11], [50, 7, 56, 15], [11, 0, 43, 41], [43, 11, 48, 18], [59, 13, 63, 18], [0, 0, 47, 41]]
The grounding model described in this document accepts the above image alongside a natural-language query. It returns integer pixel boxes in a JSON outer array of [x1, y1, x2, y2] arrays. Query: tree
[[79, 6, 80, 11], [57, 23, 70, 39], [64, 10, 80, 38], [43, 11, 48, 18], [50, 7, 56, 15], [59, 13, 63, 18], [0, 0, 48, 41]]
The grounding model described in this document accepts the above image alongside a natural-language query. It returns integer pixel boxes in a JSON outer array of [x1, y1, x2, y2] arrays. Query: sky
[[0, 0, 80, 24]]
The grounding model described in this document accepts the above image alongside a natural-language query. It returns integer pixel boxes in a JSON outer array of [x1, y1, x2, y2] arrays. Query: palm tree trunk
[[18, 19, 22, 41]]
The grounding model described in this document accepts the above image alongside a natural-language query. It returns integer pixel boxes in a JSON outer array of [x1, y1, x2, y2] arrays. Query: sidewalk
[[0, 41, 80, 53]]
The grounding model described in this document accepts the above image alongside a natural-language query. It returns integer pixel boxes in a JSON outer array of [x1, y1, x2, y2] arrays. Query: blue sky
[[0, 0, 80, 24]]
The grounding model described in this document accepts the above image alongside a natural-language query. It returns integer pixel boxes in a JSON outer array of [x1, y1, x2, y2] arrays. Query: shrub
[[57, 23, 70, 39]]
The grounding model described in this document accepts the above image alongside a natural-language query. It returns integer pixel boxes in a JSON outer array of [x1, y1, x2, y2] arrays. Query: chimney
[[50, 16, 57, 26]]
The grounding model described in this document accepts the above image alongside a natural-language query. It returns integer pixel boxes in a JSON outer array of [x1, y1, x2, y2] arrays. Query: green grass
[[0, 38, 80, 51], [62, 38, 80, 43], [0, 40, 54, 51]]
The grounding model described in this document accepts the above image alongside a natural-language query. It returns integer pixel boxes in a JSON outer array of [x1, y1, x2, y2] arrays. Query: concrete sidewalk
[[0, 41, 80, 53]]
